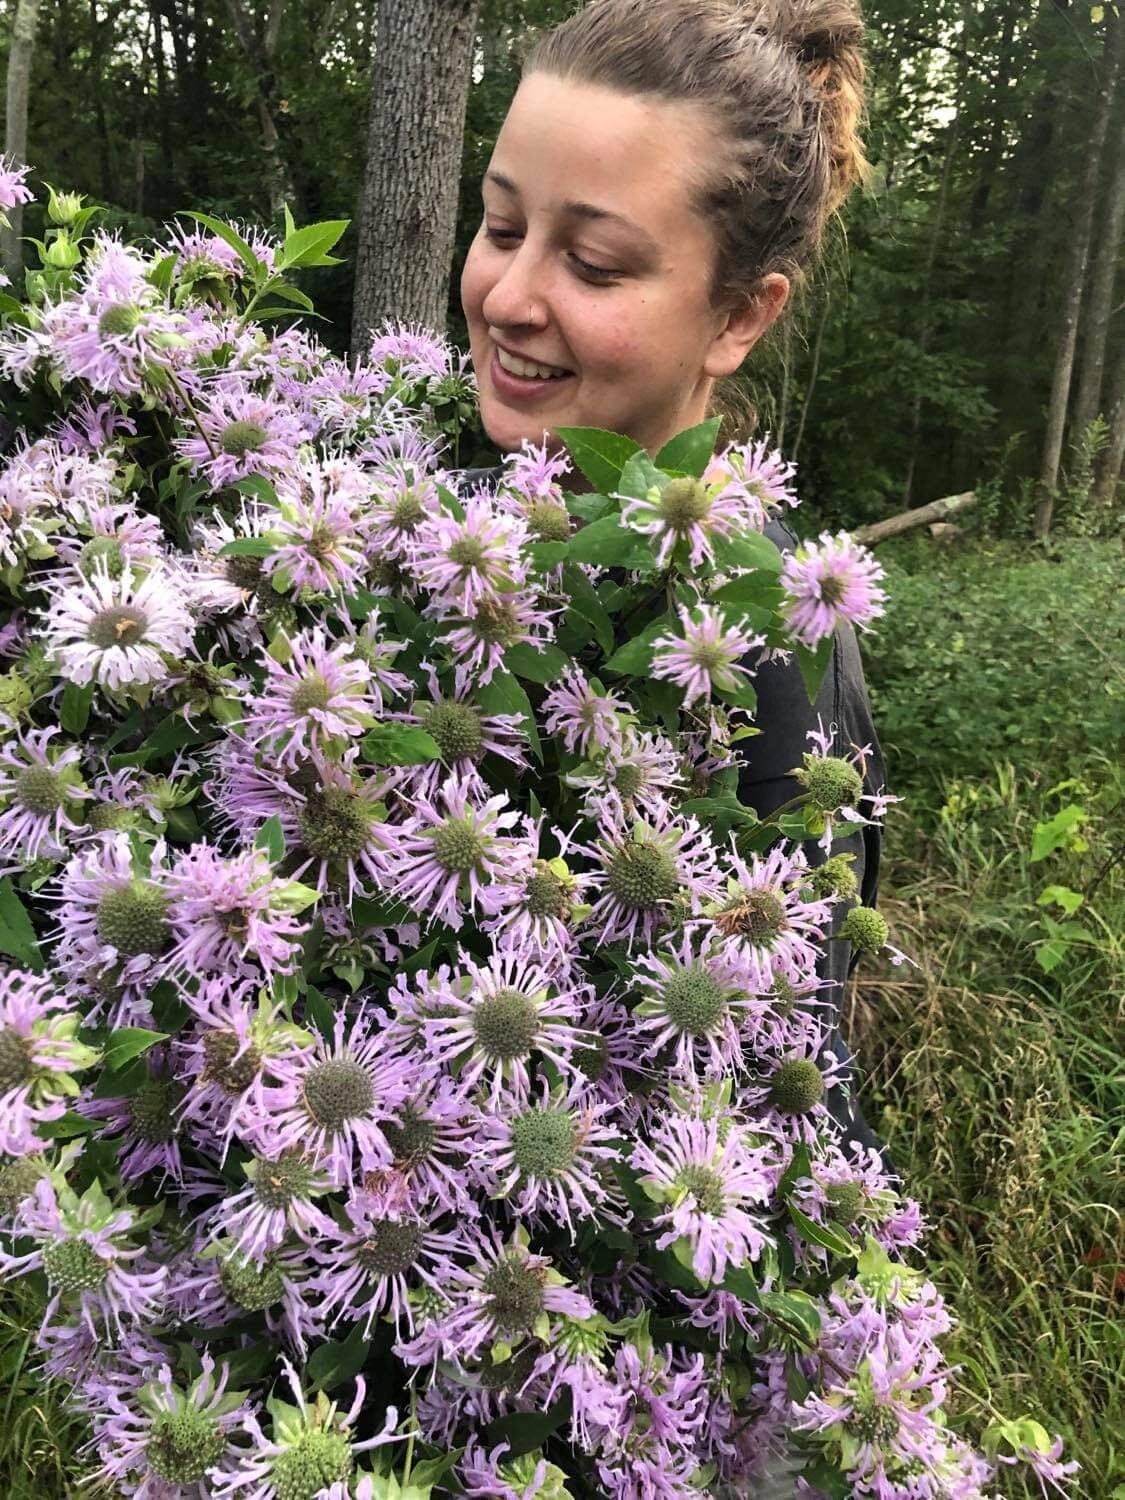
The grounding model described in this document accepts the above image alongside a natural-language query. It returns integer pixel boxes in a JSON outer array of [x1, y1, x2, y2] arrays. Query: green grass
[[0, 1277, 90, 1497]]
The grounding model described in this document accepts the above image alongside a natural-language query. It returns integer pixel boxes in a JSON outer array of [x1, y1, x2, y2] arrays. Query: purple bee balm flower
[[412, 497, 529, 614], [618, 464, 761, 571], [376, 1069, 478, 1213], [704, 840, 833, 990], [209, 1358, 399, 1500], [250, 1000, 415, 1187], [580, 812, 722, 953], [473, 1080, 622, 1235], [399, 666, 528, 797], [44, 561, 195, 693], [43, 233, 192, 396], [0, 1177, 166, 1342], [996, 1433, 1080, 1496], [797, 714, 901, 854], [386, 776, 527, 930], [55, 498, 166, 589], [431, 1226, 594, 1365], [780, 530, 887, 648], [418, 945, 590, 1104], [87, 1350, 255, 1499], [363, 460, 444, 566], [174, 385, 309, 488], [347, 608, 413, 707], [0, 154, 34, 214], [53, 831, 173, 991], [542, 666, 630, 757], [165, 218, 279, 279], [80, 1061, 188, 1185], [174, 1236, 322, 1360], [437, 585, 558, 688], [590, 1340, 711, 1497], [0, 968, 98, 1156], [312, 1184, 469, 1336], [740, 1034, 848, 1145], [367, 318, 457, 380], [632, 1112, 776, 1283], [48, 394, 138, 455], [265, 457, 371, 596], [630, 928, 772, 1079], [302, 358, 392, 440], [0, 725, 90, 869], [700, 434, 799, 528], [500, 434, 574, 502], [478, 839, 590, 962], [651, 603, 762, 710], [458, 1440, 572, 1500], [163, 841, 312, 982], [244, 627, 379, 769], [218, 1152, 335, 1263], [566, 729, 685, 826]]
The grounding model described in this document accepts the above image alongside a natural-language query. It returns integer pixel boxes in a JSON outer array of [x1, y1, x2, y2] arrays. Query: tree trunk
[[1034, 8, 1123, 539], [790, 294, 830, 463], [1, 0, 42, 283], [852, 490, 978, 545], [1093, 336, 1125, 508], [350, 0, 482, 352], [1070, 101, 1125, 440], [222, 0, 300, 220], [967, 0, 1018, 234]]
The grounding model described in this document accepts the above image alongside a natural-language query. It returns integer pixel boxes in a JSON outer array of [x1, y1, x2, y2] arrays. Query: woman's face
[[460, 73, 784, 459]]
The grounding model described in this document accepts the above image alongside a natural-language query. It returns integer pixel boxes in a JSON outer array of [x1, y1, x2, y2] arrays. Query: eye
[[483, 225, 521, 244], [568, 253, 621, 285]]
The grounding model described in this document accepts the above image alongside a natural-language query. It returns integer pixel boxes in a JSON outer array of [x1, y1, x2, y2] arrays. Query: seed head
[[146, 1406, 226, 1484], [770, 1058, 825, 1115], [661, 964, 728, 1036], [95, 880, 171, 958], [840, 905, 888, 954], [219, 420, 268, 457], [797, 754, 863, 812], [270, 1428, 353, 1500], [420, 701, 484, 761], [510, 1107, 578, 1178], [356, 1218, 425, 1278], [471, 988, 539, 1061], [482, 1249, 547, 1335], [606, 841, 679, 910], [302, 1058, 374, 1130], [43, 1237, 108, 1294]]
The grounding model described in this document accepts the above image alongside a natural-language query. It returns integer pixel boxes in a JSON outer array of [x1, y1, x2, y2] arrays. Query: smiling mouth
[[494, 344, 573, 380]]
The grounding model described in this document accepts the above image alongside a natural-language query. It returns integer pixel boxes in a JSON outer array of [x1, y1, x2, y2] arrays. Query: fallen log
[[852, 490, 978, 545]]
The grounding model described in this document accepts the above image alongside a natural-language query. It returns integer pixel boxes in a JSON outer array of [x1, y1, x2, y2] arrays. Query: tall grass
[[0, 1277, 91, 1497], [849, 756, 1124, 1495]]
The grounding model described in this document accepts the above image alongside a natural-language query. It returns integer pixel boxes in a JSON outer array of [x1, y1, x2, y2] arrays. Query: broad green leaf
[[654, 416, 721, 477], [279, 219, 349, 269], [103, 1027, 170, 1071], [256, 815, 286, 864], [1036, 883, 1084, 915], [566, 512, 650, 568], [1030, 804, 1087, 862], [615, 449, 664, 502], [526, 540, 569, 570], [60, 680, 93, 735], [361, 724, 442, 765], [0, 878, 43, 970], [602, 615, 674, 676], [678, 796, 759, 834], [217, 536, 275, 558], [306, 1319, 368, 1390], [711, 570, 787, 612], [503, 641, 571, 684], [232, 474, 280, 506], [566, 490, 613, 522], [789, 1204, 858, 1259], [793, 637, 834, 706], [760, 1288, 822, 1349], [563, 563, 614, 655], [555, 426, 642, 493], [484, 1395, 572, 1458], [477, 668, 541, 761], [712, 530, 784, 573]]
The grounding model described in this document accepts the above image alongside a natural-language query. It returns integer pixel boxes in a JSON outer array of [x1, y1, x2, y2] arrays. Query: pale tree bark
[[223, 0, 300, 220], [1034, 7, 1123, 539], [350, 0, 481, 352], [2, 0, 43, 283], [1070, 102, 1125, 441], [1093, 336, 1125, 508]]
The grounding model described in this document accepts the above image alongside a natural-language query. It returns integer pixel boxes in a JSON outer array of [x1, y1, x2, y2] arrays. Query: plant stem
[[164, 365, 218, 460]]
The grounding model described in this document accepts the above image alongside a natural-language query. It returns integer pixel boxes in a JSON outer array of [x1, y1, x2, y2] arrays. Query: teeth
[[496, 345, 571, 380]]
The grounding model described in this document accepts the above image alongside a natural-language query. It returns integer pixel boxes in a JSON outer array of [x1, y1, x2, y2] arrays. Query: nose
[[480, 237, 550, 334]]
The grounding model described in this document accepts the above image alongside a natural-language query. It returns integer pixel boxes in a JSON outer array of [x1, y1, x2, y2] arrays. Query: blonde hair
[[522, 0, 871, 442]]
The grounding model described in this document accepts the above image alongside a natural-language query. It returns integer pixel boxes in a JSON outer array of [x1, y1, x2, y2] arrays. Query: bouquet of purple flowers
[[0, 160, 1075, 1500]]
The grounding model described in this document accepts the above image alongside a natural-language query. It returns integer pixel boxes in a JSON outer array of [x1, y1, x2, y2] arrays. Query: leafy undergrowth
[[849, 758, 1124, 1497], [0, 1277, 91, 1497]]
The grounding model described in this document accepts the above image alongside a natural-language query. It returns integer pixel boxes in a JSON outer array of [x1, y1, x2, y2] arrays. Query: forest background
[[0, 0, 1122, 1495]]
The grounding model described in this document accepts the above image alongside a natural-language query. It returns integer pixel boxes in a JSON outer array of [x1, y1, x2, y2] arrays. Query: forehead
[[491, 72, 716, 239]]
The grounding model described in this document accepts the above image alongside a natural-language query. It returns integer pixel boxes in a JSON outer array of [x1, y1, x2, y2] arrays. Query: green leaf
[[719, 1267, 762, 1307], [109, 712, 210, 769], [232, 474, 280, 506], [1036, 883, 1084, 915], [654, 417, 721, 477], [103, 1027, 170, 1071], [59, 680, 93, 735], [677, 796, 759, 834], [503, 641, 571, 685], [712, 530, 784, 573], [526, 540, 569, 570], [185, 212, 266, 277], [793, 637, 834, 706], [217, 536, 275, 559], [562, 563, 614, 655], [776, 1142, 812, 1201], [789, 1204, 858, 1259], [476, 669, 541, 761], [36, 1109, 98, 1140], [303, 986, 336, 1039], [760, 1289, 822, 1349], [484, 1395, 572, 1458], [615, 449, 665, 502], [0, 878, 43, 970], [278, 219, 349, 269], [601, 615, 673, 676], [711, 570, 786, 612], [361, 723, 442, 766], [566, 490, 613, 522], [256, 815, 286, 864], [351, 893, 414, 928], [555, 426, 642, 493], [306, 1319, 368, 1391], [566, 512, 650, 568], [1030, 804, 1086, 862]]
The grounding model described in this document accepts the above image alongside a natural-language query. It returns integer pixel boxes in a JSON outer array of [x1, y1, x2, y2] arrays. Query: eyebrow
[[484, 169, 660, 255]]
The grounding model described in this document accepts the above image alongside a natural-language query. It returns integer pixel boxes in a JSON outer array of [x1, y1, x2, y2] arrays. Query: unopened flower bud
[[808, 853, 859, 902], [47, 186, 83, 226], [796, 752, 864, 812]]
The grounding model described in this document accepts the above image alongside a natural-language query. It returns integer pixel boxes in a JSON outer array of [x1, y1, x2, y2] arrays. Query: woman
[[457, 0, 886, 1152]]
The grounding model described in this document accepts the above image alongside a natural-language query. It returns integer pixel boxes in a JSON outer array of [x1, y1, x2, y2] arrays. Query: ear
[[703, 273, 790, 379]]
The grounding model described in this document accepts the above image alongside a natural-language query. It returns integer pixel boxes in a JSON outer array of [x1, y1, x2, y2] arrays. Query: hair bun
[[763, 0, 864, 70]]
